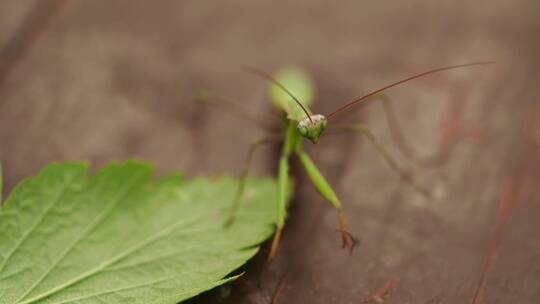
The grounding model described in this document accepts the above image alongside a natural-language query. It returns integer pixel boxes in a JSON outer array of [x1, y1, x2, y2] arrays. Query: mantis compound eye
[[296, 114, 327, 144], [297, 124, 309, 138]]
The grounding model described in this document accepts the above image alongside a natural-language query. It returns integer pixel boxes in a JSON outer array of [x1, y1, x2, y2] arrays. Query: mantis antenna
[[244, 66, 314, 124], [326, 61, 496, 120]]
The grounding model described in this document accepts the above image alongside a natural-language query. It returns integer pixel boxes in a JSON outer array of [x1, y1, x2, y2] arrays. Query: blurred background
[[0, 1, 539, 303]]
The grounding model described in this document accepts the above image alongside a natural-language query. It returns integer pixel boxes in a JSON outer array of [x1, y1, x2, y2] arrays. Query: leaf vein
[[14, 172, 145, 303], [0, 173, 80, 275], [18, 185, 202, 304]]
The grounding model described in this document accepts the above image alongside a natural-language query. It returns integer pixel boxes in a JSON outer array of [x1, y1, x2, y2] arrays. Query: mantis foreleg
[[268, 122, 297, 262], [295, 144, 354, 253]]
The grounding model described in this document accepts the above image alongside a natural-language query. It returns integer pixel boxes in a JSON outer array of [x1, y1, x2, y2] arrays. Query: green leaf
[[0, 162, 3, 204], [0, 161, 277, 304]]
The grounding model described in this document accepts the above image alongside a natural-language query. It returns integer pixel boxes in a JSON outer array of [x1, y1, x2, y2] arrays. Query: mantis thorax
[[296, 114, 327, 144]]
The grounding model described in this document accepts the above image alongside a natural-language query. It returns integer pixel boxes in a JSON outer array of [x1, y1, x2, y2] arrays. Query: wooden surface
[[1, 1, 539, 303]]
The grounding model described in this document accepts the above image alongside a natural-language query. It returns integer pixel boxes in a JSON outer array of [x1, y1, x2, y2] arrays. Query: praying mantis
[[199, 61, 494, 262]]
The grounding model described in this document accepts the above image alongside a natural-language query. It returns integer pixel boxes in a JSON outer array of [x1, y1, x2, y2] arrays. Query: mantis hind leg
[[225, 135, 281, 227], [195, 90, 277, 130], [380, 93, 459, 168], [295, 147, 355, 253], [328, 123, 431, 199]]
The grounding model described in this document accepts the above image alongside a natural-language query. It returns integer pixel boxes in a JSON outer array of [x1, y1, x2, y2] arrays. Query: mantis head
[[297, 114, 327, 144]]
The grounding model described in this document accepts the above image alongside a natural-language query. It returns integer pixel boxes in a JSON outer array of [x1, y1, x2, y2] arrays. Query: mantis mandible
[[201, 61, 494, 262]]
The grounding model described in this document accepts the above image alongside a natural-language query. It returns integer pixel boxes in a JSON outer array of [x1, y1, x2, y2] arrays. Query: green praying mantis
[[199, 61, 494, 262]]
